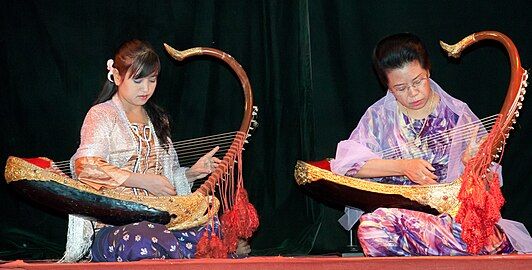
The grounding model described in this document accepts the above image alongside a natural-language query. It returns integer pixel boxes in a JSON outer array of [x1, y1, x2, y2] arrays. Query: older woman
[[330, 33, 530, 256]]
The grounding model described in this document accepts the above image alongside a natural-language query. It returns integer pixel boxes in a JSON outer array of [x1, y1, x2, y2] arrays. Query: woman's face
[[386, 60, 431, 111], [115, 69, 158, 111]]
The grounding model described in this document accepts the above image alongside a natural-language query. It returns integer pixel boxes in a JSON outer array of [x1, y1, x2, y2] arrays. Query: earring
[[106, 59, 115, 83]]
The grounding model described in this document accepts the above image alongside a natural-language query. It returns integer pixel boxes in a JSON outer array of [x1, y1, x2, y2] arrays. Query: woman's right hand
[[125, 173, 177, 196], [400, 159, 438, 185]]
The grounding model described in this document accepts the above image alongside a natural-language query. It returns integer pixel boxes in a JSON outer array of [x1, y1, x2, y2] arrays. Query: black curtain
[[1, 0, 530, 259]]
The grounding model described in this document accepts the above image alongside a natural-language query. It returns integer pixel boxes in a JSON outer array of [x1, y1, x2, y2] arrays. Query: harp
[[4, 45, 259, 232], [294, 31, 527, 251]]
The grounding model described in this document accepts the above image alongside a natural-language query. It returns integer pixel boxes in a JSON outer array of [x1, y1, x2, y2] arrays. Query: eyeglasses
[[391, 76, 429, 94]]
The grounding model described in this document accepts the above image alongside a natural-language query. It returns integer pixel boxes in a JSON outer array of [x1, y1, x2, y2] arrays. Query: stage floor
[[1, 255, 531, 270]]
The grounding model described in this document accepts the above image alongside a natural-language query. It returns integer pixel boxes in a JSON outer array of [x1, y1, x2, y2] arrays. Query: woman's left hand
[[461, 126, 486, 166], [185, 146, 221, 182]]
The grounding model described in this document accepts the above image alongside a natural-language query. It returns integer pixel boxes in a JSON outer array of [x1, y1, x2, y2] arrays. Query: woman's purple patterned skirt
[[358, 208, 514, 256], [91, 219, 220, 262]]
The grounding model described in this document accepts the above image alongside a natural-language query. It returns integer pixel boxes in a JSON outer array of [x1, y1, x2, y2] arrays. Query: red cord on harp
[[456, 116, 505, 254]]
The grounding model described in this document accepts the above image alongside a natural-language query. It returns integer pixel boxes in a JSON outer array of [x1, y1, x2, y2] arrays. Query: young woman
[[64, 40, 249, 262]]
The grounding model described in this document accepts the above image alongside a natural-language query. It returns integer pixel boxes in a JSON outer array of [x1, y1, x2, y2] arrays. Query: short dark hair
[[373, 33, 430, 87]]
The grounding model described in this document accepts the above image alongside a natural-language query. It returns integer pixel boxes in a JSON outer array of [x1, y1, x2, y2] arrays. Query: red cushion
[[307, 159, 331, 171], [22, 157, 51, 169]]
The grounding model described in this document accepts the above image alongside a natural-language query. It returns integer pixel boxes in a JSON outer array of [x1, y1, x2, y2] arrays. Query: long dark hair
[[95, 39, 171, 148], [373, 33, 431, 87]]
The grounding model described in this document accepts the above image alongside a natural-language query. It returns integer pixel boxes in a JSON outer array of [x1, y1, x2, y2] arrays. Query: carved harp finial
[[163, 43, 203, 61], [439, 34, 476, 58]]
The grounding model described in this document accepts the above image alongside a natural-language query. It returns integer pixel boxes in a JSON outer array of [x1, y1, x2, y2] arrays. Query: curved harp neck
[[440, 31, 527, 158], [163, 44, 255, 196]]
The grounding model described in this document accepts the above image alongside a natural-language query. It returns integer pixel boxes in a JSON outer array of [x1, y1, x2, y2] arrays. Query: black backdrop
[[1, 0, 531, 259]]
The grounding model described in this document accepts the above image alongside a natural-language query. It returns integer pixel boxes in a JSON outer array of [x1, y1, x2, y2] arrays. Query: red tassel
[[232, 187, 260, 238], [461, 211, 483, 254], [457, 137, 505, 254], [195, 139, 259, 258], [220, 210, 239, 253], [219, 187, 259, 253], [195, 232, 227, 258], [488, 175, 505, 212]]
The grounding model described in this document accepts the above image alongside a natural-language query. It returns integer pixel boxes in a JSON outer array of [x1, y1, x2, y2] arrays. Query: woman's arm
[[185, 146, 221, 182], [354, 158, 438, 185], [75, 157, 176, 196], [123, 172, 176, 196]]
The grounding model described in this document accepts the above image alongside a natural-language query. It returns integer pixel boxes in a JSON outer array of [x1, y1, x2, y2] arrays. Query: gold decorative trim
[[5, 156, 218, 230], [294, 160, 461, 216]]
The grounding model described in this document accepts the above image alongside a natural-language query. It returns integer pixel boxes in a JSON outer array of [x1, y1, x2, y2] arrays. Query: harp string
[[52, 131, 238, 167], [383, 125, 495, 160], [377, 114, 499, 159], [52, 131, 242, 173]]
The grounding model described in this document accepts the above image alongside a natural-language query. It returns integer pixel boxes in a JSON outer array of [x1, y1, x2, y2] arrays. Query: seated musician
[[330, 33, 532, 256], [63, 39, 250, 262]]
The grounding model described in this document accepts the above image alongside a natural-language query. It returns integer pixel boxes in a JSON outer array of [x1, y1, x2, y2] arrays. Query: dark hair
[[372, 33, 431, 87], [94, 39, 171, 149]]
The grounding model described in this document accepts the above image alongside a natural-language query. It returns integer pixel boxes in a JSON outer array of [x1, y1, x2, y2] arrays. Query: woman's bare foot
[[235, 239, 251, 256]]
